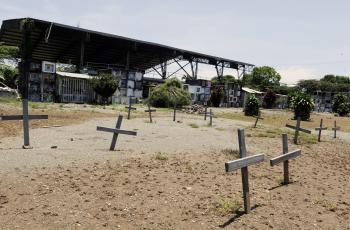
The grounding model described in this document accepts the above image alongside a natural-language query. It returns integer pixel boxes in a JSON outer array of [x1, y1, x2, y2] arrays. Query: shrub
[[149, 78, 191, 108], [244, 95, 260, 116], [289, 92, 314, 120], [90, 73, 119, 104], [332, 93, 350, 116], [263, 89, 277, 108]]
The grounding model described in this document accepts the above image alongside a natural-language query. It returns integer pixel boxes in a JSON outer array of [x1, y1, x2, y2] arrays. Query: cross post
[[0, 113, 48, 148], [225, 129, 265, 214], [253, 111, 264, 128], [270, 134, 301, 185], [204, 103, 208, 120], [145, 104, 156, 123], [125, 96, 136, 120], [315, 118, 327, 142], [96, 115, 137, 151], [332, 120, 340, 138], [286, 117, 311, 144]]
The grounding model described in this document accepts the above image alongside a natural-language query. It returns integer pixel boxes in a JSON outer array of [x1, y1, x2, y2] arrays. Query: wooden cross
[[0, 105, 48, 149], [173, 101, 181, 122], [286, 117, 311, 144], [253, 111, 264, 128], [125, 97, 136, 120], [315, 118, 327, 142], [96, 115, 137, 151], [332, 120, 340, 138], [270, 134, 301, 185], [203, 102, 208, 120], [225, 129, 265, 214], [202, 109, 214, 126], [145, 104, 156, 123]]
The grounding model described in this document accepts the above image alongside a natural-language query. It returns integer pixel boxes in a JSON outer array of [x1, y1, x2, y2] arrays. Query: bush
[[90, 73, 119, 104], [263, 89, 277, 108], [244, 95, 260, 116], [210, 85, 225, 107], [332, 93, 349, 115], [149, 78, 191, 108], [336, 103, 350, 116], [289, 92, 314, 120]]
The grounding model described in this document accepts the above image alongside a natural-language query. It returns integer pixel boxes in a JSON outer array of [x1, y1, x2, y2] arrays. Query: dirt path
[[0, 115, 349, 229]]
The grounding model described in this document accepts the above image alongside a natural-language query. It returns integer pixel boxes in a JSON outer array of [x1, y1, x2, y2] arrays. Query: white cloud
[[277, 66, 320, 84]]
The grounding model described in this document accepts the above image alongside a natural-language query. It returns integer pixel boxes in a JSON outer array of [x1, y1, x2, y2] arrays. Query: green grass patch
[[154, 152, 168, 161], [214, 198, 241, 215], [188, 123, 199, 128]]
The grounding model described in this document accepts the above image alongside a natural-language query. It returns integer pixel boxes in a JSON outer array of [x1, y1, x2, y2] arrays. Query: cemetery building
[[0, 18, 254, 104], [312, 90, 350, 112]]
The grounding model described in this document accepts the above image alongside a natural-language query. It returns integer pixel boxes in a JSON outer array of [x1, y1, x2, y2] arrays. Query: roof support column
[[79, 39, 85, 70], [190, 60, 198, 80]]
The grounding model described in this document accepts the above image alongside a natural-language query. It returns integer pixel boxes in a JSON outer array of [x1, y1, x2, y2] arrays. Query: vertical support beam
[[204, 105, 207, 120], [79, 39, 85, 70], [238, 129, 250, 214], [282, 134, 289, 185], [110, 115, 123, 151]]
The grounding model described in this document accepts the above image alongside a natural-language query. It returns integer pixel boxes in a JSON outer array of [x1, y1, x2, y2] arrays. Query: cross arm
[[125, 106, 137, 110], [285, 124, 311, 134], [315, 127, 328, 130], [225, 154, 265, 172], [0, 115, 49, 121], [96, 126, 137, 136], [270, 149, 301, 166], [145, 109, 156, 112]]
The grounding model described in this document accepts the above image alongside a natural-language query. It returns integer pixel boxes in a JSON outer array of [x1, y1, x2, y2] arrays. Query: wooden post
[[332, 120, 340, 138], [282, 134, 289, 184], [173, 101, 177, 122], [315, 118, 327, 142], [238, 129, 250, 213], [209, 109, 213, 126], [110, 115, 123, 150], [253, 111, 263, 128], [294, 117, 301, 144], [204, 106, 207, 120], [148, 104, 152, 123], [127, 97, 132, 120]]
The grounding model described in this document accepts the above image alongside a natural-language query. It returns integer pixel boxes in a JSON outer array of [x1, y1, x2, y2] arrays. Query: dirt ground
[[0, 105, 350, 229]]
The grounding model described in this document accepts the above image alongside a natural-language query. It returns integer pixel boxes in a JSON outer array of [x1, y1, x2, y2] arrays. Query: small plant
[[244, 95, 260, 116], [215, 198, 241, 215], [90, 73, 119, 105], [289, 92, 314, 120], [189, 123, 199, 128], [154, 152, 168, 161]]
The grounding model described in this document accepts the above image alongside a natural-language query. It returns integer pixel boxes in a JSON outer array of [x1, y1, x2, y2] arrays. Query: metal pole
[[282, 134, 289, 184]]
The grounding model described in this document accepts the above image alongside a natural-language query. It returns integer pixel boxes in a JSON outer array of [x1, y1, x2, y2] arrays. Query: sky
[[1, 0, 350, 84]]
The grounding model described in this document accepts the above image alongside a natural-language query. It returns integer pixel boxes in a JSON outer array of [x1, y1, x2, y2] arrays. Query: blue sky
[[1, 0, 350, 84]]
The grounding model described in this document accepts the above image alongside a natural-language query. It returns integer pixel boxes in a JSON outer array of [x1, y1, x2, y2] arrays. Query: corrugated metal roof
[[56, 71, 93, 80], [242, 87, 263, 94]]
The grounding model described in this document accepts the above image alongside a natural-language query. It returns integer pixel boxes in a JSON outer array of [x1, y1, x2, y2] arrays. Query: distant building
[[183, 79, 211, 104], [312, 91, 350, 112]]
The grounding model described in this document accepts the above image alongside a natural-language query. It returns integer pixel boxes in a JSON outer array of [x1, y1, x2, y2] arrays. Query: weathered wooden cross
[[332, 120, 340, 138], [286, 117, 311, 144], [125, 97, 136, 120], [315, 118, 327, 142], [203, 109, 214, 126], [96, 115, 137, 151], [253, 111, 264, 128], [270, 134, 301, 185], [225, 129, 265, 214], [203, 102, 208, 120], [0, 102, 48, 148], [145, 104, 156, 123]]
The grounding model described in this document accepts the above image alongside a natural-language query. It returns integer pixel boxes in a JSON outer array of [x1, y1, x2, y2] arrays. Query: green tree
[[251, 66, 281, 90], [90, 73, 119, 104], [210, 85, 225, 107], [149, 78, 191, 108], [263, 89, 277, 108], [211, 75, 236, 85], [0, 65, 18, 89], [332, 93, 350, 116]]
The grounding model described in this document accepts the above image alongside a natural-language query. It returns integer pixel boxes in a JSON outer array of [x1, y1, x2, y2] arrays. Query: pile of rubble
[[182, 104, 206, 114]]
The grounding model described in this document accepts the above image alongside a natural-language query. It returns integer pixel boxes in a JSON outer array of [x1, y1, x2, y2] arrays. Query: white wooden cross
[[315, 118, 327, 142], [125, 96, 136, 120], [0, 106, 48, 149], [96, 115, 137, 151], [253, 111, 264, 128], [270, 134, 301, 185], [145, 104, 156, 123], [286, 116, 311, 144], [332, 120, 340, 138], [225, 129, 265, 214]]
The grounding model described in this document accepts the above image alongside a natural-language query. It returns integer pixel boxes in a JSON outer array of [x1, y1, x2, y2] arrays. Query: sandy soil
[[0, 113, 350, 229]]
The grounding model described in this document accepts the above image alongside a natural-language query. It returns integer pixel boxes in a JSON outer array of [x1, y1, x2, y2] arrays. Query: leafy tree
[[332, 93, 350, 116], [0, 65, 18, 88], [244, 95, 260, 116], [251, 66, 281, 90], [210, 85, 225, 107], [211, 75, 236, 85], [0, 45, 20, 64], [263, 89, 277, 108], [149, 78, 191, 108], [90, 73, 119, 104], [289, 92, 314, 120]]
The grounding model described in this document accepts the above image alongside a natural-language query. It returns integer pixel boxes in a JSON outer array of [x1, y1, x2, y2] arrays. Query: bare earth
[[0, 112, 350, 229]]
